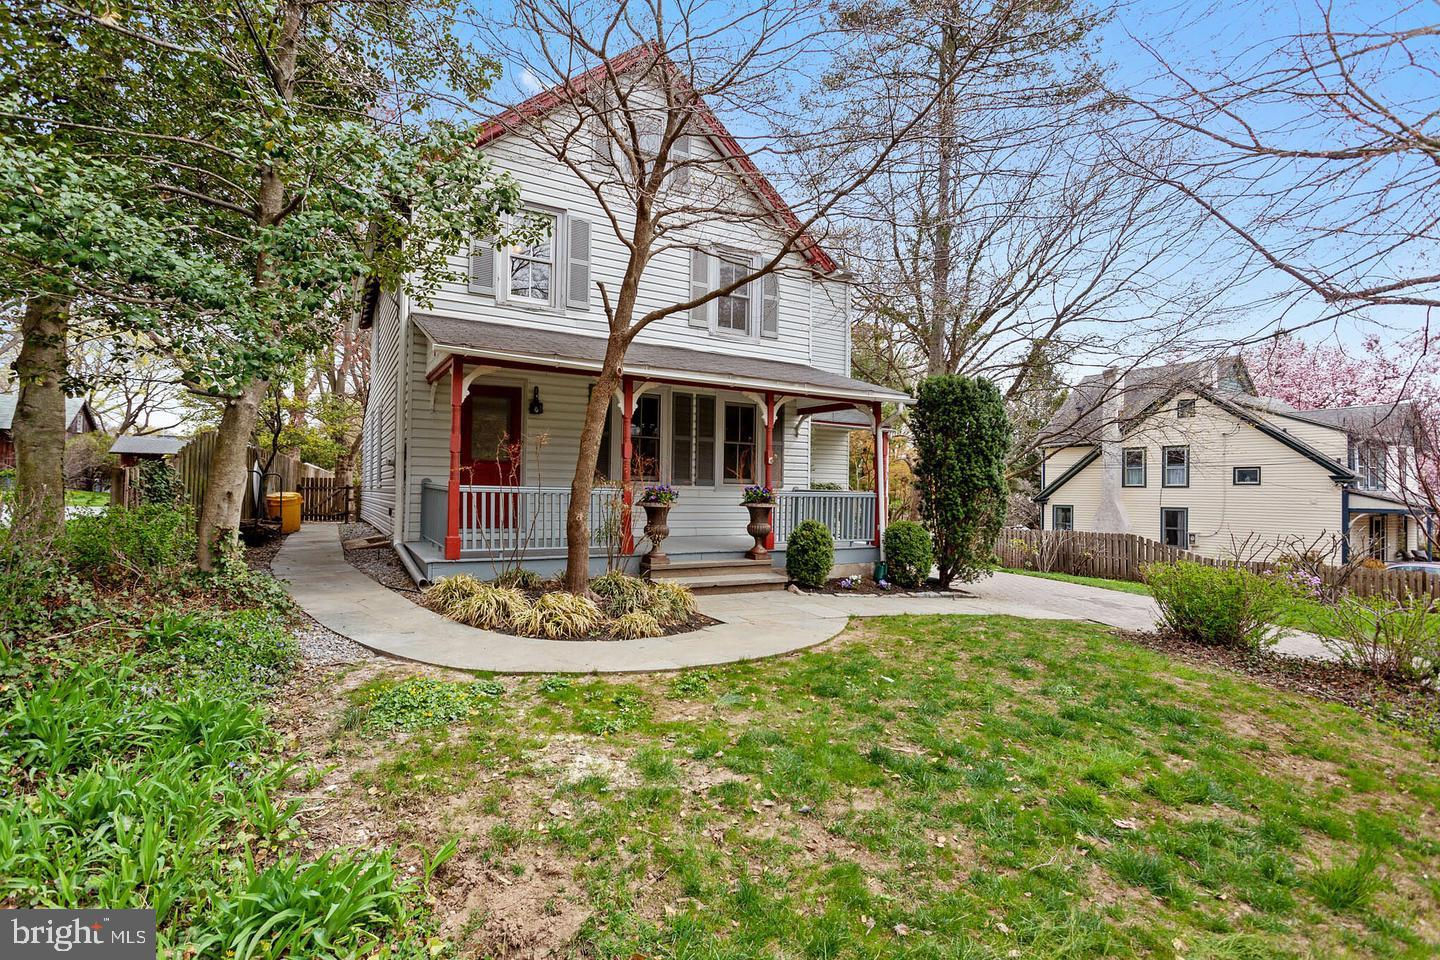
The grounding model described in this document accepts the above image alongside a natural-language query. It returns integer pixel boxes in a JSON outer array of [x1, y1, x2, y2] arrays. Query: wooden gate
[[298, 477, 357, 522]]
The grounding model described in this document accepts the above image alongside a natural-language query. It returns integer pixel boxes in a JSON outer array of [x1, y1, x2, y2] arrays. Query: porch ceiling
[[412, 313, 910, 405]]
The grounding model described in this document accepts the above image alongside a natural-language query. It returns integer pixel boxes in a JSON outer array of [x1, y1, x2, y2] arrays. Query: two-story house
[[1034, 357, 1434, 563], [358, 49, 907, 584]]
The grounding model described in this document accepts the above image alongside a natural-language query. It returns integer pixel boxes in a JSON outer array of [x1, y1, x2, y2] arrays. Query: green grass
[[1002, 567, 1152, 595], [336, 615, 1440, 958], [64, 488, 109, 506]]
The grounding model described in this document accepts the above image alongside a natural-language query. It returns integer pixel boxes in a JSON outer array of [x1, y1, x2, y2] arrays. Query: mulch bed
[[1120, 628, 1439, 743], [794, 577, 972, 598]]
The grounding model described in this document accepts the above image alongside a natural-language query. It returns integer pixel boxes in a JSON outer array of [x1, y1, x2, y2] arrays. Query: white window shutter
[[761, 271, 779, 339], [468, 239, 495, 295], [566, 216, 591, 310], [689, 249, 711, 328], [671, 134, 691, 191]]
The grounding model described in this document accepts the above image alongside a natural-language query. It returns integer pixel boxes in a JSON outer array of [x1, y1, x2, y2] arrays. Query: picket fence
[[996, 528, 1440, 603]]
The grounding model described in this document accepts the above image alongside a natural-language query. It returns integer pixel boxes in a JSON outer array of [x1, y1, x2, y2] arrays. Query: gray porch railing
[[419, 481, 622, 555], [775, 490, 876, 545]]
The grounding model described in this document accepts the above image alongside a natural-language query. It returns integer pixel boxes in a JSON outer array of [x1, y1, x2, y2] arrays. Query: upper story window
[[1233, 466, 1261, 485], [1162, 445, 1189, 487], [508, 213, 556, 305], [716, 257, 751, 334], [1176, 398, 1197, 419], [1122, 448, 1146, 487], [1351, 441, 1387, 491]]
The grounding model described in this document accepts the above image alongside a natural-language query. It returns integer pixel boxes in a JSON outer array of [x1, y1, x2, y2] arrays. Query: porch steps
[[646, 558, 789, 595]]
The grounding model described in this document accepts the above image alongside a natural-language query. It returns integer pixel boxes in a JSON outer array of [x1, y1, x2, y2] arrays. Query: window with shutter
[[671, 134, 691, 191], [566, 216, 591, 310], [672, 393, 694, 485], [716, 256, 750, 334], [695, 395, 716, 485], [761, 272, 779, 338], [689, 249, 711, 328], [468, 240, 495, 295]]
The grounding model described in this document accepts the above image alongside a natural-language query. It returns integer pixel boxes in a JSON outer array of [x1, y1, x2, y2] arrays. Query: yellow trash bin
[[265, 491, 303, 534]]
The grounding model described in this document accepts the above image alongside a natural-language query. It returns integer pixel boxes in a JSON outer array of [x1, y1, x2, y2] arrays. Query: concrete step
[[666, 570, 790, 595], [648, 558, 773, 579]]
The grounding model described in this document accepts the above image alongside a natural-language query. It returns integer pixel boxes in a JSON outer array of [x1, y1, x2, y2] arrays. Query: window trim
[[1052, 504, 1074, 531], [699, 245, 763, 343], [1232, 466, 1261, 486], [722, 401, 758, 484], [1161, 507, 1189, 548], [498, 207, 564, 311], [1176, 398, 1197, 419], [1121, 447, 1147, 487], [1161, 445, 1190, 488], [714, 254, 753, 337], [629, 393, 662, 482]]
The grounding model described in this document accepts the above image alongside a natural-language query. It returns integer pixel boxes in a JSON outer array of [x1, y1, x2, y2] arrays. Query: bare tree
[[469, 0, 962, 591], [1125, 3, 1440, 315]]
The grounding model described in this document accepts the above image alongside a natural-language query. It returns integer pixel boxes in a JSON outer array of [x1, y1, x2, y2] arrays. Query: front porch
[[406, 482, 883, 580]]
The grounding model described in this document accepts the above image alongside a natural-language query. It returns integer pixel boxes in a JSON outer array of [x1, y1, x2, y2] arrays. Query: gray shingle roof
[[109, 434, 186, 456], [1037, 357, 1250, 445], [411, 314, 910, 404], [1282, 401, 1418, 439], [0, 394, 93, 431]]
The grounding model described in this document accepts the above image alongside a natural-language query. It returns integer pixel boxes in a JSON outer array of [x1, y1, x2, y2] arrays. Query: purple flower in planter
[[740, 485, 775, 505], [640, 484, 679, 505]]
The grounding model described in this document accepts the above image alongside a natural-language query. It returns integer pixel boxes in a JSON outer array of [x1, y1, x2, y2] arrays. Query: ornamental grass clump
[[591, 571, 650, 616], [609, 610, 663, 640], [644, 579, 698, 625], [423, 576, 531, 631], [515, 592, 604, 640], [1144, 561, 1291, 652]]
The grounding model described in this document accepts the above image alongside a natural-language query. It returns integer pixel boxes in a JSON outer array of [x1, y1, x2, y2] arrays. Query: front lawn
[[64, 487, 109, 506], [295, 615, 1440, 958], [1003, 567, 1152, 596]]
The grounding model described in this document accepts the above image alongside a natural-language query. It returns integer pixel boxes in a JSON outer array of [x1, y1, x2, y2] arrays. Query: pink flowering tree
[[1246, 334, 1439, 552]]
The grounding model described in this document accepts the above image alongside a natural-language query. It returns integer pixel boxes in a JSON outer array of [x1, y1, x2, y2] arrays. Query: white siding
[[810, 426, 852, 489], [359, 292, 401, 533]]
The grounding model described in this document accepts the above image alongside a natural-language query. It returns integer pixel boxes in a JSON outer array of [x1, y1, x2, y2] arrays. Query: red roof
[[474, 44, 839, 274]]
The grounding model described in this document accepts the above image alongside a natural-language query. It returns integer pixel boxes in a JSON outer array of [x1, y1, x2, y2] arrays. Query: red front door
[[461, 385, 522, 485]]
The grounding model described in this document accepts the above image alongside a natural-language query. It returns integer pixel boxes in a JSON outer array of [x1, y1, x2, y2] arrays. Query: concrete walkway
[[273, 525, 1330, 672]]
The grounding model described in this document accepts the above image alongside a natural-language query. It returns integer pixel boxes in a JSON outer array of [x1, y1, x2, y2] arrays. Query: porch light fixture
[[529, 386, 544, 416]]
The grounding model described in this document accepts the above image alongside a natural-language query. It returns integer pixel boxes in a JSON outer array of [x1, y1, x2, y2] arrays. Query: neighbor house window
[[1351, 441, 1387, 491], [508, 212, 555, 304], [716, 257, 751, 334], [723, 402, 757, 483], [1233, 466, 1261, 485], [630, 394, 661, 481], [1162, 445, 1189, 487], [1122, 448, 1146, 487], [1176, 398, 1196, 419], [1052, 505, 1074, 531], [1161, 507, 1188, 547]]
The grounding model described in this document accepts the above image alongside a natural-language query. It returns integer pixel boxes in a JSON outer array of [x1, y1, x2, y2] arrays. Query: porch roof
[[413, 313, 910, 405]]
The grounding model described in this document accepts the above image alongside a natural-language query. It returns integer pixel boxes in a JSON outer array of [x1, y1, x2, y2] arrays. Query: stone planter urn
[[641, 502, 672, 570], [742, 502, 774, 560]]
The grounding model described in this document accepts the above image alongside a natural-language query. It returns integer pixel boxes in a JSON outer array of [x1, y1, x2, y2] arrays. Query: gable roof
[[109, 434, 186, 456], [1038, 356, 1253, 447], [0, 394, 95, 432], [474, 43, 839, 274]]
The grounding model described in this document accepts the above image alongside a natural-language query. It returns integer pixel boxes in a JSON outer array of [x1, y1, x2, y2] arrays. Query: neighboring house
[[0, 394, 101, 469], [359, 50, 907, 583], [109, 434, 186, 467], [1035, 357, 1434, 563]]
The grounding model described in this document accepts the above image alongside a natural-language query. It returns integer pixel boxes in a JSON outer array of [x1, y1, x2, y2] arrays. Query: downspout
[[392, 287, 411, 548], [1340, 487, 1351, 564]]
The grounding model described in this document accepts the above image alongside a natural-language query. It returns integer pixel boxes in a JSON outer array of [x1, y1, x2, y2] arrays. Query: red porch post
[[872, 401, 884, 549], [445, 356, 464, 560], [621, 375, 635, 555], [764, 391, 776, 549]]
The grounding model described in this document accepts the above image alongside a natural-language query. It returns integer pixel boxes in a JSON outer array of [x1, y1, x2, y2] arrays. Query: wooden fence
[[298, 477, 358, 522], [996, 528, 1440, 603], [111, 434, 335, 524]]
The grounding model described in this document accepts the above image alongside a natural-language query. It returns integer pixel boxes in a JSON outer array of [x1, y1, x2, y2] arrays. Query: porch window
[[671, 393, 717, 486], [1162, 445, 1189, 487], [1122, 448, 1146, 487], [508, 212, 555, 304], [723, 402, 757, 483], [631, 394, 661, 481], [1052, 505, 1074, 531], [596, 403, 613, 481], [716, 257, 750, 334]]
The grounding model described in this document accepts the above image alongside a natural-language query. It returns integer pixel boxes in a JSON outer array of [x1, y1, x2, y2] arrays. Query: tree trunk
[[12, 295, 69, 547], [563, 335, 628, 592], [196, 379, 268, 570], [926, 25, 957, 378]]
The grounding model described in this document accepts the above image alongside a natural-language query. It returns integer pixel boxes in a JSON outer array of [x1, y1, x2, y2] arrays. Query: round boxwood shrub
[[884, 520, 933, 588], [786, 519, 834, 588]]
